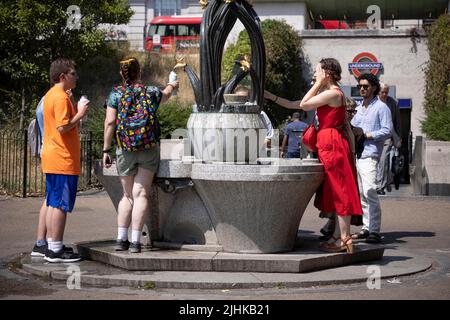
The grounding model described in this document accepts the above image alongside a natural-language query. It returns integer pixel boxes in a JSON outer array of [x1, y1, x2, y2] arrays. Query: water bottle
[[169, 71, 177, 96]]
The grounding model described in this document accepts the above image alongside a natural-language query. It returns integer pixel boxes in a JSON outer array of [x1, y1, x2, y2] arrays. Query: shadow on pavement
[[381, 231, 435, 245], [373, 255, 413, 265]]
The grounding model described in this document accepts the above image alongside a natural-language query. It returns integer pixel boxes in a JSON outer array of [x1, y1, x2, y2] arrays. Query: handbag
[[302, 123, 318, 152]]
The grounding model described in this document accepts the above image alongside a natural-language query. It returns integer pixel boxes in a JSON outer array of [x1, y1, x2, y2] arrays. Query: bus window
[[145, 16, 202, 53], [177, 24, 200, 36], [147, 24, 166, 37], [178, 25, 189, 36], [147, 24, 157, 37], [189, 24, 200, 36], [166, 25, 176, 36]]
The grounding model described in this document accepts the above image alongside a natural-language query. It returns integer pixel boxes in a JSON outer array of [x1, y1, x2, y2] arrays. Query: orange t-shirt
[[41, 86, 80, 175]]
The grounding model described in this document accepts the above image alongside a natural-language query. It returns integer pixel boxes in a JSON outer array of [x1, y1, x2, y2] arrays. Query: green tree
[[222, 19, 307, 126], [0, 0, 133, 128], [422, 14, 450, 140]]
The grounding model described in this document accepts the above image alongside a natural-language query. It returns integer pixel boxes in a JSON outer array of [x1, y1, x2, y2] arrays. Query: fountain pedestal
[[188, 112, 266, 163], [191, 161, 323, 253]]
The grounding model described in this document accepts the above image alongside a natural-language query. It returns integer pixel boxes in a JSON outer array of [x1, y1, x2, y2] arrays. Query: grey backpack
[[28, 97, 44, 158]]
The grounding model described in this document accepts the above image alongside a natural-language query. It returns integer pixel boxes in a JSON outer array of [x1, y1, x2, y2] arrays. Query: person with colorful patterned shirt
[[102, 57, 179, 253]]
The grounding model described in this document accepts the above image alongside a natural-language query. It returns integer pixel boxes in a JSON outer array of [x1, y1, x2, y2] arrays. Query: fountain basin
[[191, 160, 324, 253]]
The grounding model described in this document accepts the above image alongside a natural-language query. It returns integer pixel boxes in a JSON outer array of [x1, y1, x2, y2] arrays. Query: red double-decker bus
[[145, 15, 202, 53]]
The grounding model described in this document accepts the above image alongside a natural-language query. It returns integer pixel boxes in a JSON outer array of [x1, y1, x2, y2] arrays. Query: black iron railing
[[0, 129, 102, 197]]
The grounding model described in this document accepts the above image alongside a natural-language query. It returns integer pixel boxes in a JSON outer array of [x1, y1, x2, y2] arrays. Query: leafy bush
[[157, 98, 192, 139], [421, 86, 450, 141], [222, 32, 251, 84], [222, 19, 307, 127], [422, 14, 450, 141]]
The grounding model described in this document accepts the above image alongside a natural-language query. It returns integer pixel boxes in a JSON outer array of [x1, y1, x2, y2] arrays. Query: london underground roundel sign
[[348, 52, 383, 78]]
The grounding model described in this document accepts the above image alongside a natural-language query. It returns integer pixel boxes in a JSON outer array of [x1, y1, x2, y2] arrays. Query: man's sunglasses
[[357, 84, 370, 90], [346, 109, 357, 114]]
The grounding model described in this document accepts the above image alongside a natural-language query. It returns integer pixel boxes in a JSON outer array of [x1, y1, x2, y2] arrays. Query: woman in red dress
[[264, 58, 363, 253]]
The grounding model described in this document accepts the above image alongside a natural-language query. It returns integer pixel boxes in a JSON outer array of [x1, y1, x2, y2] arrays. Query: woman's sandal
[[320, 236, 354, 254], [319, 235, 338, 248]]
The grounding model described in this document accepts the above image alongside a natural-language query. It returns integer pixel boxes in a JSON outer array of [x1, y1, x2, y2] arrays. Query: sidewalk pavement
[[0, 188, 449, 299]]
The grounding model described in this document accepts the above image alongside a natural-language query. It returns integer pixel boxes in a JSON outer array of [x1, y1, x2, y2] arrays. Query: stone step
[[20, 248, 432, 290], [76, 239, 385, 273]]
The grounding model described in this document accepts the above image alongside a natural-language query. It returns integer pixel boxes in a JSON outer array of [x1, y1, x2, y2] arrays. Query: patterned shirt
[[106, 85, 162, 110]]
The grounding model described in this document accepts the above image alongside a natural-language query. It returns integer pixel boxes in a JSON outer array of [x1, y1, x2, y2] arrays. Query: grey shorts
[[116, 146, 160, 176]]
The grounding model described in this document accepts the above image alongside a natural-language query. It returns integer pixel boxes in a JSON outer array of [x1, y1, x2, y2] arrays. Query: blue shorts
[[46, 174, 78, 213]]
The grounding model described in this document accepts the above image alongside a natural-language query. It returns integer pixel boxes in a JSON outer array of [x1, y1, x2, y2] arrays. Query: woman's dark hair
[[120, 57, 140, 86], [320, 58, 342, 82], [358, 73, 381, 95], [49, 58, 76, 85]]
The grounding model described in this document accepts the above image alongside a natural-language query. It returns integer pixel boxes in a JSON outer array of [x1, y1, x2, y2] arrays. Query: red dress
[[313, 90, 363, 217]]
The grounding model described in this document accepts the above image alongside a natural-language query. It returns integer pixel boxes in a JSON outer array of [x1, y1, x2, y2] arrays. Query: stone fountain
[[174, 0, 323, 253], [87, 0, 383, 266]]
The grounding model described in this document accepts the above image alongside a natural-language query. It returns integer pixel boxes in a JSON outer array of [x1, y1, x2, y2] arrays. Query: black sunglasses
[[346, 109, 357, 114], [357, 84, 370, 90]]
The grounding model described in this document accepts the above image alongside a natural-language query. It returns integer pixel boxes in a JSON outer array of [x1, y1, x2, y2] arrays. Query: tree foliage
[[222, 19, 307, 126], [422, 14, 450, 140], [0, 0, 133, 127]]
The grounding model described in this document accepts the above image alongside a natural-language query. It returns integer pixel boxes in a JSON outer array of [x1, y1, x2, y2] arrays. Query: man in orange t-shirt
[[40, 58, 89, 263]]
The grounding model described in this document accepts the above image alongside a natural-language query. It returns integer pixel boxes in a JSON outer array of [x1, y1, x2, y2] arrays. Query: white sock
[[48, 241, 63, 253], [52, 241, 63, 253], [131, 229, 141, 243], [47, 240, 54, 251], [117, 227, 128, 241]]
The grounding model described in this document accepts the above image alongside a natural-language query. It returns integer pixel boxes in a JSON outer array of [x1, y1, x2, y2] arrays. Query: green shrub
[[222, 19, 307, 127], [421, 86, 450, 141], [157, 98, 192, 139], [222, 32, 251, 84], [422, 14, 450, 141]]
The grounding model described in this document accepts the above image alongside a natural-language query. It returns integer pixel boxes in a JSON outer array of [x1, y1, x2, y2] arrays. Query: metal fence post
[[87, 131, 92, 185], [22, 129, 28, 198]]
